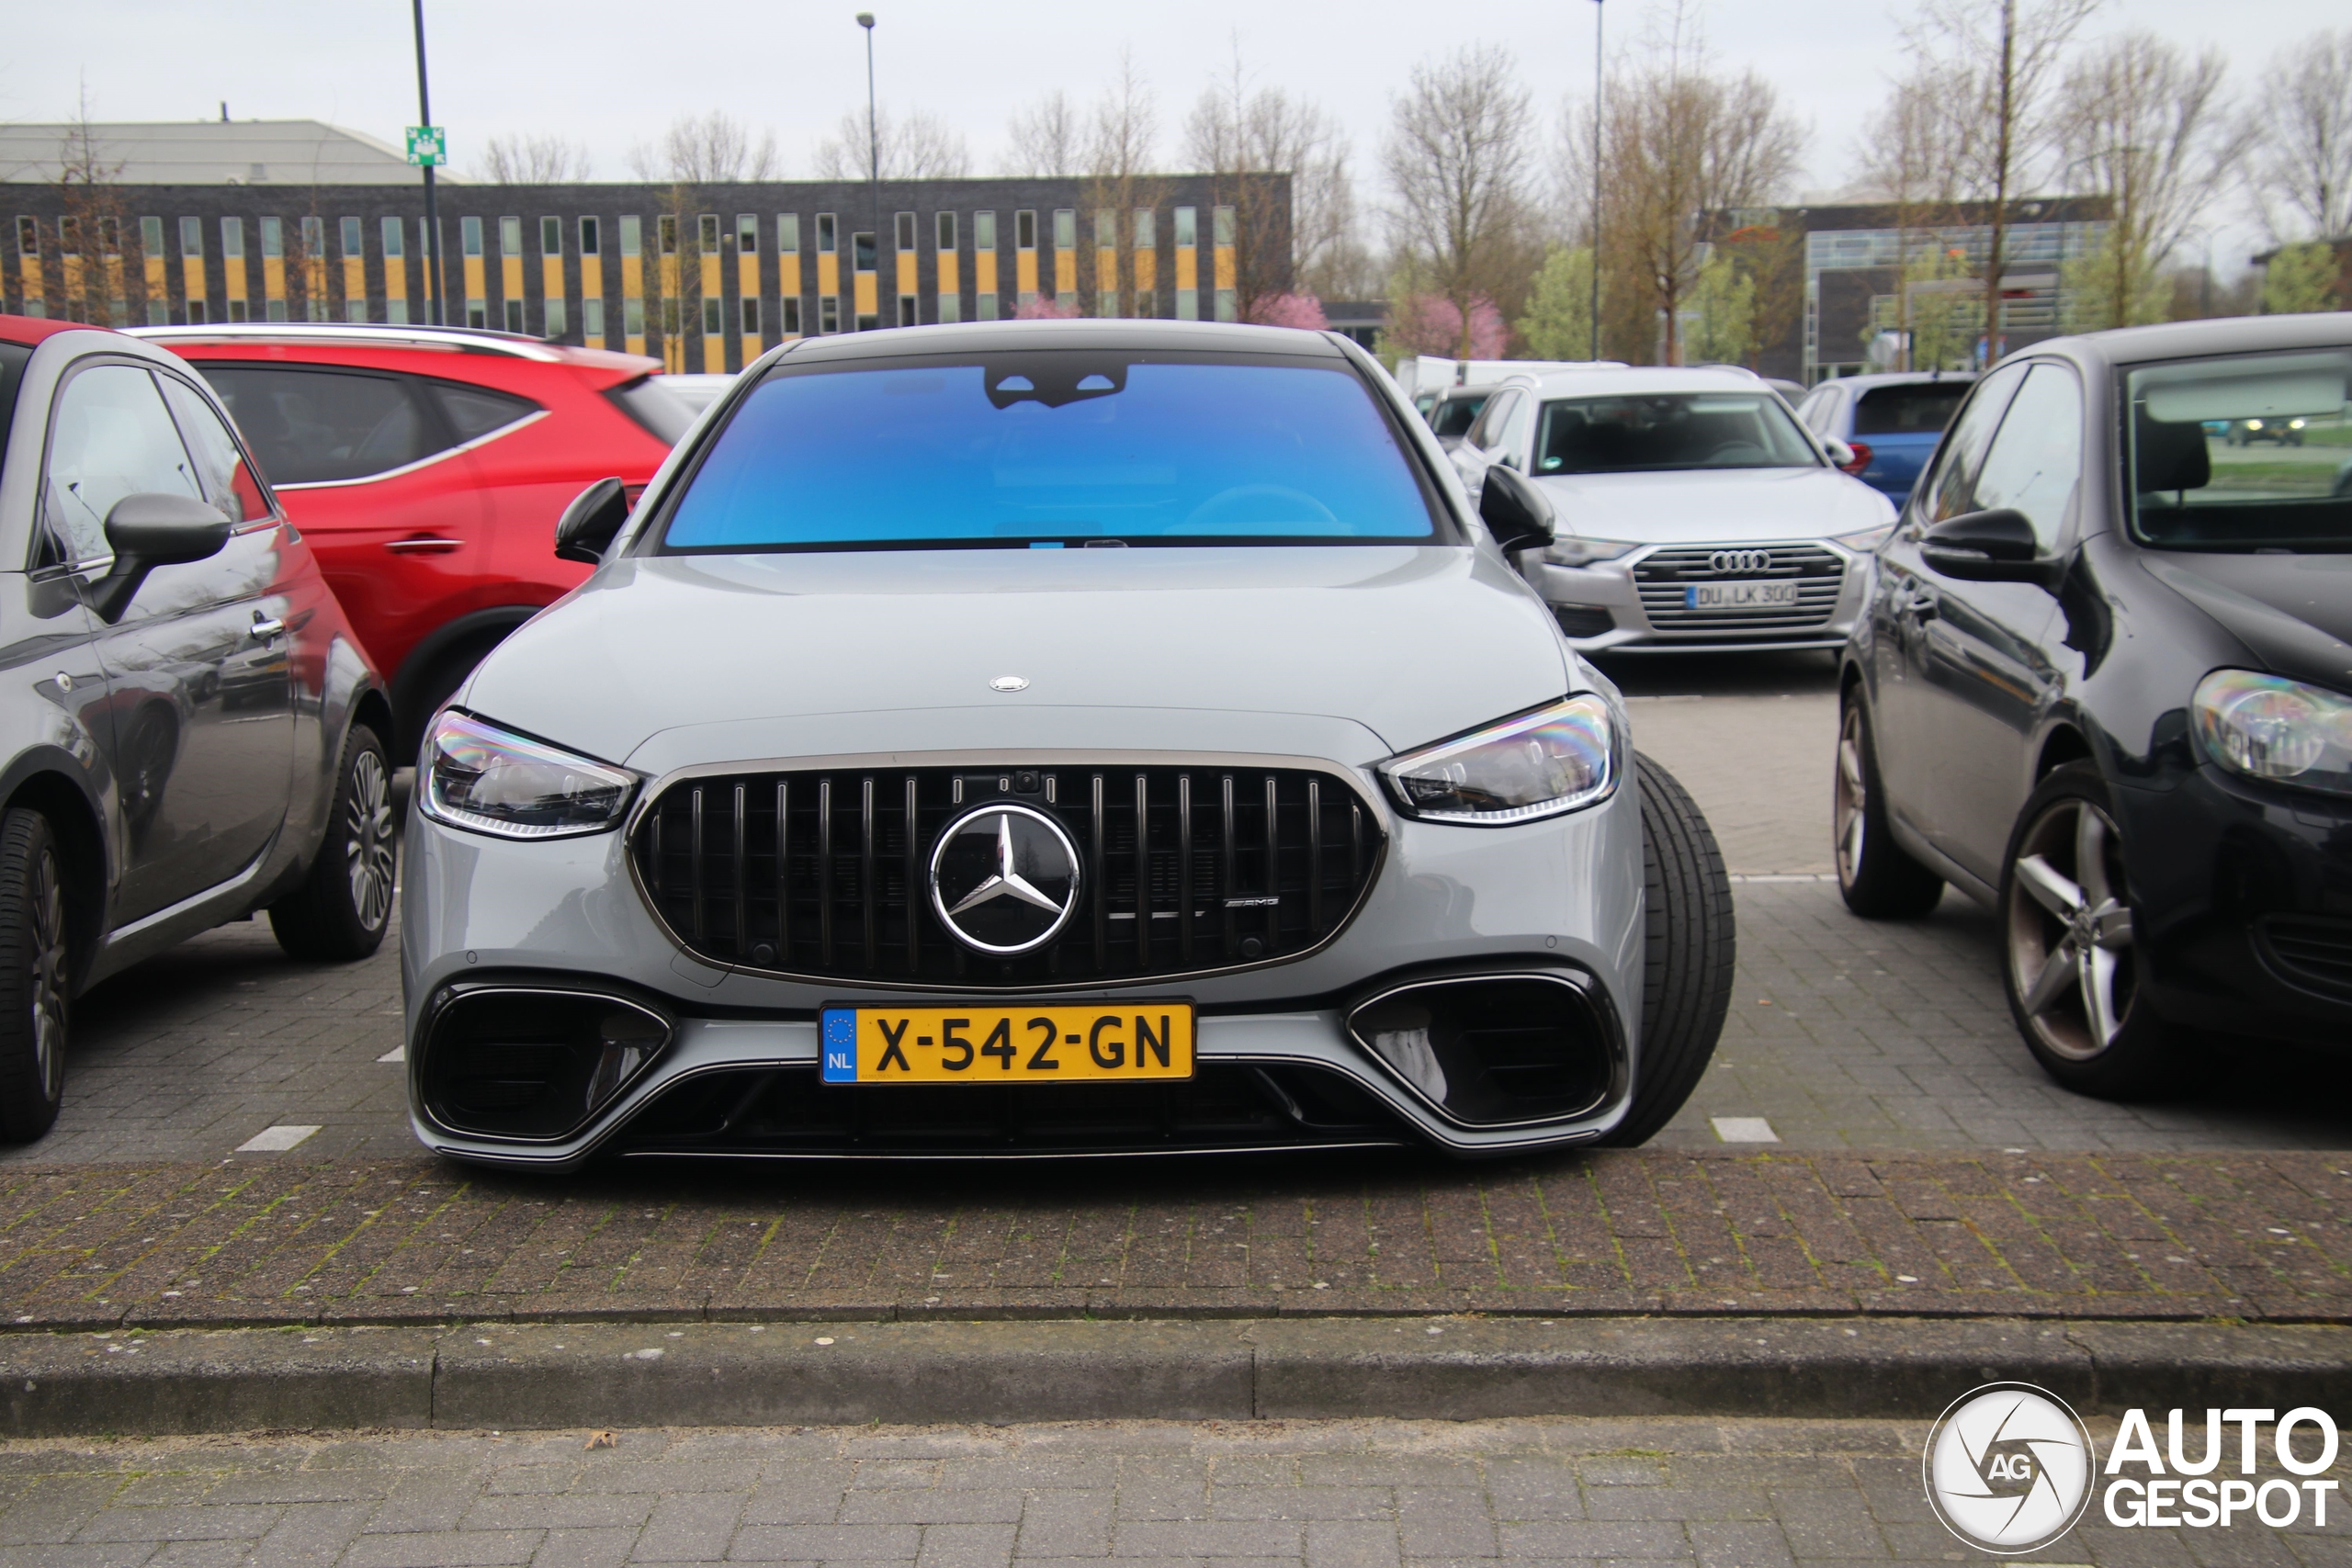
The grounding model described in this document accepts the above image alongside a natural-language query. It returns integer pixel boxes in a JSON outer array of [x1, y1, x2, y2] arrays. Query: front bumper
[[400, 748, 1646, 1168], [2120, 762, 2352, 1046], [1534, 537, 1868, 655]]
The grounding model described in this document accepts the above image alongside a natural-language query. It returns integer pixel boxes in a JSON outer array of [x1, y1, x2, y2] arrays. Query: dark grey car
[[0, 315, 396, 1141]]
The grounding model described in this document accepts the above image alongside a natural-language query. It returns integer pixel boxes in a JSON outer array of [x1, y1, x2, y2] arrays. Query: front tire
[[1599, 754, 1735, 1146], [1835, 694, 1943, 918], [0, 809, 70, 1144], [270, 724, 396, 962], [1998, 762, 2177, 1098]]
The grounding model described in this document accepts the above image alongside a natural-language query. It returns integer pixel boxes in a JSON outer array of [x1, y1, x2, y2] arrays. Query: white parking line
[[236, 1124, 322, 1153], [376, 1046, 405, 1063], [1711, 1116, 1781, 1144]]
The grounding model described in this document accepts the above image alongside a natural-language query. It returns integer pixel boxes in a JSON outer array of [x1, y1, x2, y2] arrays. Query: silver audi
[[400, 321, 1735, 1166]]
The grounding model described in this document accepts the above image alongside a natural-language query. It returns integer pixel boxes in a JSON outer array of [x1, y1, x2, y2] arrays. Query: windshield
[[1853, 381, 1969, 437], [1430, 393, 1487, 438], [1533, 391, 1821, 475], [2128, 349, 2352, 551], [660, 354, 1442, 551]]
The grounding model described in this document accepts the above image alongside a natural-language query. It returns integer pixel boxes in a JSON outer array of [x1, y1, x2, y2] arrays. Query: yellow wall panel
[[1134, 249, 1156, 295], [621, 254, 644, 355], [854, 272, 876, 317], [1054, 249, 1076, 296], [818, 252, 839, 299], [1015, 252, 1036, 297], [1175, 250, 1196, 291], [148, 254, 170, 314], [977, 251, 997, 295], [581, 254, 605, 346], [895, 252, 916, 295], [936, 252, 959, 295], [263, 256, 286, 311], [1096, 247, 1117, 307], [1214, 247, 1235, 291]]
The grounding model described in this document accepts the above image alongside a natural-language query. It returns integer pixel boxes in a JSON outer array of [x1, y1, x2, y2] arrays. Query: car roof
[[775, 317, 1353, 365], [1817, 371, 1979, 391], [1512, 366, 1773, 398], [0, 313, 119, 350], [126, 321, 658, 376], [2022, 311, 2352, 373]]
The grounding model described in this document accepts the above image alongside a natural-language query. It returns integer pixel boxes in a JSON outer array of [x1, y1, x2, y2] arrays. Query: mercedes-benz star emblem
[[929, 805, 1081, 955]]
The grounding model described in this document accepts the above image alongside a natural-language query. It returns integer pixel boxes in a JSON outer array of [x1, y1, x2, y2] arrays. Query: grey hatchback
[[0, 314, 396, 1141]]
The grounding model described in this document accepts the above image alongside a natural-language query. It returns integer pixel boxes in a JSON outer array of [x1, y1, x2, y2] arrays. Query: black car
[[1834, 312, 2352, 1095], [0, 314, 396, 1141]]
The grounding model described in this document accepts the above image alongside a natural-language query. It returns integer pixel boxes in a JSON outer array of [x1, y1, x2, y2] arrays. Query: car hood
[[2141, 552, 2352, 690], [462, 546, 1573, 766], [1532, 465, 1895, 546]]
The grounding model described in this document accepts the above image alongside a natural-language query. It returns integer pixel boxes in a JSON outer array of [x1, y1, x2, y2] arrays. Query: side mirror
[[555, 477, 630, 565], [1919, 507, 2064, 589], [90, 492, 232, 622], [1822, 437, 1856, 468], [1477, 465, 1555, 552]]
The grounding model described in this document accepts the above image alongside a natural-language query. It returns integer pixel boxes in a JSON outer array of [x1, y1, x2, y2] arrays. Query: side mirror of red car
[[555, 478, 630, 565]]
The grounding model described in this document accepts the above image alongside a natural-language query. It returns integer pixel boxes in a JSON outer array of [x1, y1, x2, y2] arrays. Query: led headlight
[[1836, 522, 1897, 554], [421, 710, 639, 839], [1379, 694, 1620, 825], [1544, 536, 1639, 568], [2192, 670, 2352, 793]]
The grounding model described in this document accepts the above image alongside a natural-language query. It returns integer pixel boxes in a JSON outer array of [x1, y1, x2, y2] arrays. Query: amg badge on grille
[[928, 805, 1082, 955]]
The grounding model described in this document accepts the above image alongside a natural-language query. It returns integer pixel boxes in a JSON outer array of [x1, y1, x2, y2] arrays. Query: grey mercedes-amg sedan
[[400, 320, 1733, 1167]]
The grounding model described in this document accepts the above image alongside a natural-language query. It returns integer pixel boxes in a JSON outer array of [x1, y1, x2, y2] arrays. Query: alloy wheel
[[1834, 706, 1867, 888], [2005, 795, 2135, 1061], [345, 749, 396, 933], [28, 844, 66, 1103]]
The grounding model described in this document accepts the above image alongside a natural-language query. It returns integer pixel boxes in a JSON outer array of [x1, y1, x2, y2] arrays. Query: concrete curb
[[4, 1315, 2347, 1438]]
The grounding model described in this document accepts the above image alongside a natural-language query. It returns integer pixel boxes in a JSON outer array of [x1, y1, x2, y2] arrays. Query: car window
[[1431, 391, 1488, 441], [662, 354, 1444, 551], [1919, 363, 2029, 524], [1853, 381, 1970, 437], [0, 342, 28, 489], [1533, 391, 1820, 474], [1969, 365, 2082, 551], [428, 381, 538, 444], [156, 372, 270, 522], [199, 365, 434, 485], [40, 362, 201, 565], [1463, 389, 1521, 453], [2125, 348, 2352, 551]]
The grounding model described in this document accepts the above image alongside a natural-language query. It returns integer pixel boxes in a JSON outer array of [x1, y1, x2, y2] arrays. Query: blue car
[[1794, 372, 1975, 502]]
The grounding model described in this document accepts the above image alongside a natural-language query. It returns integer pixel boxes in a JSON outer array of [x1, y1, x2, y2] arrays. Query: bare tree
[[1382, 44, 1538, 357], [53, 82, 140, 325], [2244, 28, 2352, 241], [1185, 51, 1365, 305], [1002, 91, 1083, 178], [1899, 0, 2103, 350], [628, 111, 780, 184], [1852, 72, 1967, 364], [1083, 51, 1159, 180], [814, 107, 973, 180], [481, 133, 593, 184], [2055, 32, 2244, 328]]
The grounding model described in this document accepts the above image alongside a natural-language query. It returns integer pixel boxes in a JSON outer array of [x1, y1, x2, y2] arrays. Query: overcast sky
[[6, 0, 2340, 274]]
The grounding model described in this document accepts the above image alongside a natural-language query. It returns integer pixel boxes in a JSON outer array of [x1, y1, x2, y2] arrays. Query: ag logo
[[1924, 1382, 2095, 1555], [928, 805, 1081, 955]]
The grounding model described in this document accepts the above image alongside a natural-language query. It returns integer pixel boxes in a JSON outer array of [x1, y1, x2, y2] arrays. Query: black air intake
[[420, 985, 671, 1140], [1348, 971, 1619, 1125]]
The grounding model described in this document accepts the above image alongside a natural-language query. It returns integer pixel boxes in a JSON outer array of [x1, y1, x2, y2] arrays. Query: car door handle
[[386, 536, 462, 554], [248, 616, 286, 641]]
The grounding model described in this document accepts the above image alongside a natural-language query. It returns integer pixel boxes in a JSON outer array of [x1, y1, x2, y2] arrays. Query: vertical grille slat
[[635, 762, 1385, 987]]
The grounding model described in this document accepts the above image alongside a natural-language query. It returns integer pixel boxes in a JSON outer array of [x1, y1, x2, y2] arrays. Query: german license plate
[[819, 1003, 1194, 1084], [1688, 580, 1800, 611]]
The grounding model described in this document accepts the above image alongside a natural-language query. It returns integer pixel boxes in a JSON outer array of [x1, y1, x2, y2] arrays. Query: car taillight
[[1838, 440, 1873, 477]]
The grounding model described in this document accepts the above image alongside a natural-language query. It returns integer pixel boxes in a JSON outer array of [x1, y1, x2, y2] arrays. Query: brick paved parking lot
[[1, 1414, 2343, 1568]]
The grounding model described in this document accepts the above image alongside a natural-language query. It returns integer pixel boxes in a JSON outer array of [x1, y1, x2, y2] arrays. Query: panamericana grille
[[631, 763, 1385, 987], [1634, 543, 1845, 633]]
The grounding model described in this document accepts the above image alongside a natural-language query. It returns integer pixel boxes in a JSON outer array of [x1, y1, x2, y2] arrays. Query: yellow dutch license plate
[[818, 1003, 1193, 1085]]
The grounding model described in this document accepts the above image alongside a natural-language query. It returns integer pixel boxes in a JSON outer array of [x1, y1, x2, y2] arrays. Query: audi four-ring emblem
[[1708, 548, 1775, 575]]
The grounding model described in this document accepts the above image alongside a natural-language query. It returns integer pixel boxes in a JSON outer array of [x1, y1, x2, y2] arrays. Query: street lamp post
[[412, 0, 441, 325], [1590, 0, 1603, 362], [857, 12, 879, 330]]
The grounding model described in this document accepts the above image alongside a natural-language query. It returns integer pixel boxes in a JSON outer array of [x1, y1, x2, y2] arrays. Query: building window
[[741, 297, 760, 333], [540, 216, 561, 254], [1053, 209, 1076, 252], [468, 298, 487, 328], [1216, 288, 1237, 322], [816, 214, 836, 254], [781, 297, 801, 333], [338, 217, 361, 255], [853, 231, 876, 272], [499, 217, 522, 255], [583, 298, 604, 336], [699, 213, 719, 252], [1015, 210, 1035, 251], [820, 296, 839, 333], [622, 297, 643, 335], [936, 211, 956, 250], [662, 298, 681, 335], [185, 300, 206, 323], [737, 214, 757, 253], [461, 217, 482, 257], [895, 211, 915, 251], [1176, 288, 1198, 321], [179, 217, 203, 257], [976, 211, 996, 251], [300, 216, 323, 256], [266, 299, 288, 321], [659, 215, 677, 255], [138, 216, 163, 255], [227, 300, 248, 321], [702, 297, 722, 334], [1214, 207, 1236, 246], [1174, 207, 1196, 248], [220, 218, 244, 259], [504, 299, 524, 332], [978, 292, 998, 321], [1096, 209, 1115, 247], [1135, 209, 1155, 248], [898, 295, 917, 327], [259, 217, 283, 259], [383, 299, 403, 324], [346, 299, 367, 323], [619, 216, 641, 258], [57, 217, 79, 257], [545, 297, 567, 335], [937, 292, 960, 324], [779, 214, 800, 252], [580, 216, 601, 255], [380, 217, 403, 259]]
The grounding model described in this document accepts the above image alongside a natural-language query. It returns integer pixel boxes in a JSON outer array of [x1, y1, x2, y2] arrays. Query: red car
[[130, 324, 692, 760]]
